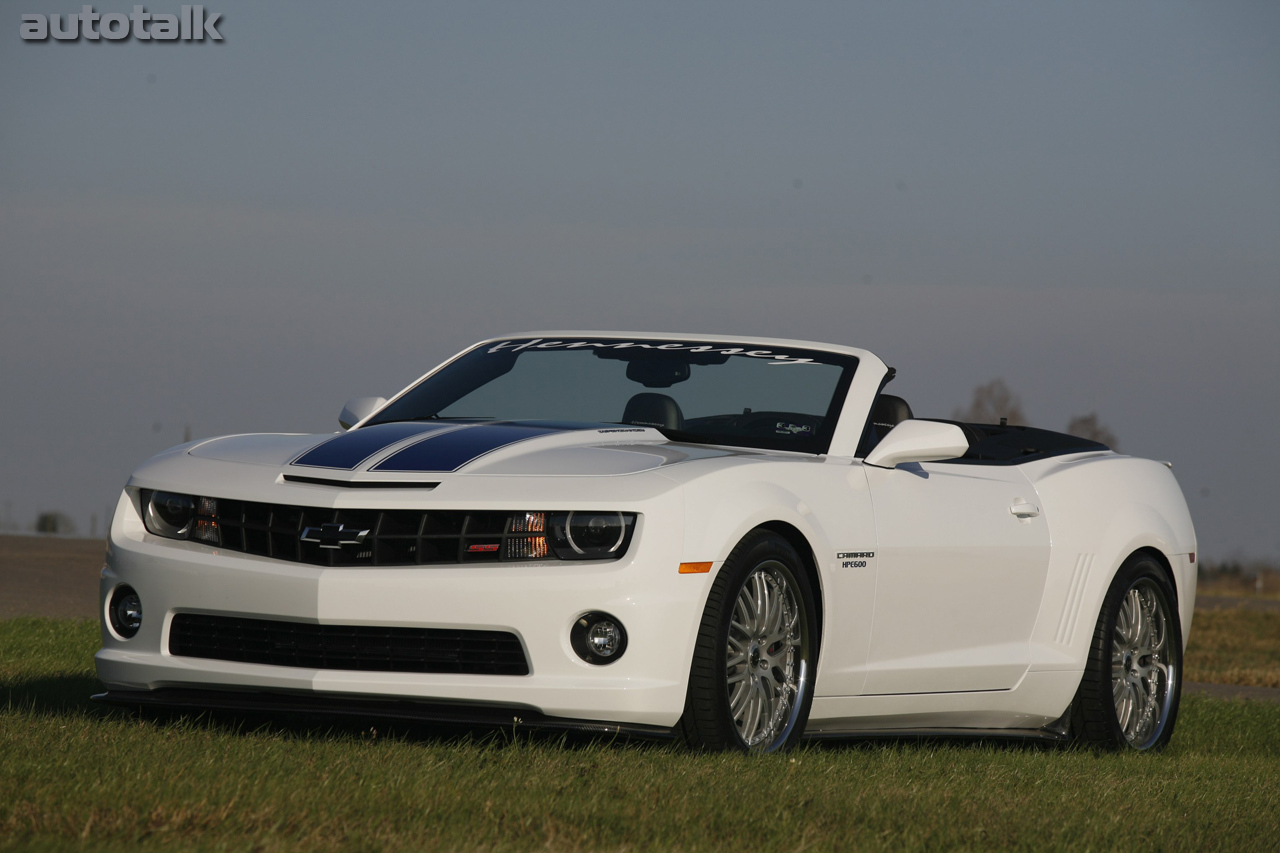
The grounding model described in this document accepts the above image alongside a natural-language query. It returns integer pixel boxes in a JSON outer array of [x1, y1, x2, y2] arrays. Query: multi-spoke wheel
[[679, 530, 817, 752], [1071, 553, 1182, 750], [724, 561, 806, 747]]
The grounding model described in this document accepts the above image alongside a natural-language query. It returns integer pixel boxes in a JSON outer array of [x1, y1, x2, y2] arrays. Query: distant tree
[[1066, 413, 1119, 450], [953, 379, 1027, 425], [34, 511, 77, 535]]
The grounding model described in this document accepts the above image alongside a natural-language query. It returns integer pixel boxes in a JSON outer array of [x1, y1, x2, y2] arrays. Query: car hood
[[186, 421, 748, 480]]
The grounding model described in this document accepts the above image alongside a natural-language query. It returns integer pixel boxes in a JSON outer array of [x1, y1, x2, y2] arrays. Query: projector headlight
[[142, 490, 196, 539], [548, 512, 635, 560], [490, 511, 635, 561]]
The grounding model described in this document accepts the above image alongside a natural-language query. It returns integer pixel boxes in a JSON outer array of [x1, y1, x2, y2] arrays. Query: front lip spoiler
[[91, 688, 676, 740]]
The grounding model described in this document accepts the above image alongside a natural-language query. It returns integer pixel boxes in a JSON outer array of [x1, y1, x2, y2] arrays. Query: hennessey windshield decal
[[291, 422, 453, 470], [485, 339, 821, 365], [373, 423, 586, 473]]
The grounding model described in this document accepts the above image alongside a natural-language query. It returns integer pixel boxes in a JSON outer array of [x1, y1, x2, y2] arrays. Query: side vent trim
[[1055, 553, 1094, 646]]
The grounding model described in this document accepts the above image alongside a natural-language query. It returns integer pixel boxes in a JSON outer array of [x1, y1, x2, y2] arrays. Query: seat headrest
[[870, 394, 913, 431], [622, 393, 686, 431]]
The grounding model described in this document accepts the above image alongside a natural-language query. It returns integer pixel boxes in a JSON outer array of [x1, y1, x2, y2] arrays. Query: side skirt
[[802, 726, 1069, 744]]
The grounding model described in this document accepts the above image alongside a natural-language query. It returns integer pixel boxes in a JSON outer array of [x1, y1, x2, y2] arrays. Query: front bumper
[[97, 491, 708, 729]]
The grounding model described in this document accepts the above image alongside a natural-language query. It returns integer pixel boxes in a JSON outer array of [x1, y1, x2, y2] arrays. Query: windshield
[[366, 337, 858, 454]]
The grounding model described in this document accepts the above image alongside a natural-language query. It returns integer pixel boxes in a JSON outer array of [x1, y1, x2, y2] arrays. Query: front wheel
[[679, 531, 818, 752], [1071, 553, 1182, 750]]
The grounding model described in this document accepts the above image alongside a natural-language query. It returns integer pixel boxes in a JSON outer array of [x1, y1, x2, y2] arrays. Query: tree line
[[953, 378, 1119, 449]]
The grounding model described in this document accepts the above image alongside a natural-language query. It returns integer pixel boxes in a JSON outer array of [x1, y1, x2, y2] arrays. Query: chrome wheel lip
[[725, 559, 808, 751], [1110, 578, 1178, 749]]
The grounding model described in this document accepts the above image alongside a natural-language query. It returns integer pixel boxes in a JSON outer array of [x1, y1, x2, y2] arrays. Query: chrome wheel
[[1070, 555, 1183, 751], [725, 560, 806, 749], [1110, 579, 1177, 747], [680, 531, 817, 752]]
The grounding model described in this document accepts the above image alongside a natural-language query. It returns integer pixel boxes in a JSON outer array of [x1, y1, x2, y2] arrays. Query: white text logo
[[486, 339, 821, 366]]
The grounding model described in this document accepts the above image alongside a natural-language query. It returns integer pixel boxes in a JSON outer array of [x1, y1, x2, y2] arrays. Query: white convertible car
[[96, 333, 1196, 752]]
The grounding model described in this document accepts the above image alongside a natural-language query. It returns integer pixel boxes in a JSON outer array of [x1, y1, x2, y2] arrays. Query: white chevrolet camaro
[[96, 332, 1196, 752]]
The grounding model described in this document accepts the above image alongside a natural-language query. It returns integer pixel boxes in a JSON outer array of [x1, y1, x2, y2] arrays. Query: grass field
[[3, 618, 1279, 852], [1198, 568, 1280, 600], [1185, 609, 1280, 688]]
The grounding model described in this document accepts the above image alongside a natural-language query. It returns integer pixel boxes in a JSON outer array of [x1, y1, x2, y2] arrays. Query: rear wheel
[[1071, 553, 1182, 750], [679, 531, 818, 752]]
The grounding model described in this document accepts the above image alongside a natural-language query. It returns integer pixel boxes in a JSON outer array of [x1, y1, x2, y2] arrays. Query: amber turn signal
[[678, 562, 713, 574]]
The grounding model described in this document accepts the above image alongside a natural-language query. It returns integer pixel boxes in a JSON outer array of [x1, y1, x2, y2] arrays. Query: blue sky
[[2, 1, 1277, 558]]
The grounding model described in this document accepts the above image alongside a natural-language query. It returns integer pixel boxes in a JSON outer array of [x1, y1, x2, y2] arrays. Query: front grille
[[196, 499, 538, 567], [169, 614, 529, 676]]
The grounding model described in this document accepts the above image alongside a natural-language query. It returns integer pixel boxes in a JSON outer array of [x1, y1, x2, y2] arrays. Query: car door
[[861, 461, 1051, 695]]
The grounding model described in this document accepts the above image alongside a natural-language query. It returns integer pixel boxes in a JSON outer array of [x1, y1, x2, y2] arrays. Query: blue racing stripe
[[291, 422, 454, 470], [372, 423, 575, 472]]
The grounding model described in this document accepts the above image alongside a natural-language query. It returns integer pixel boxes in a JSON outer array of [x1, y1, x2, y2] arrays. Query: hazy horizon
[[2, 1, 1277, 560]]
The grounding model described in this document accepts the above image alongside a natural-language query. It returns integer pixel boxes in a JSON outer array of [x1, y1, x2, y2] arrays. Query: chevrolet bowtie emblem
[[300, 523, 370, 550]]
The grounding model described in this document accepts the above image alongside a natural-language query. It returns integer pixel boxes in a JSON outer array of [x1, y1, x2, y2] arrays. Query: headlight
[[142, 490, 196, 539], [548, 512, 634, 560], [470, 511, 636, 561]]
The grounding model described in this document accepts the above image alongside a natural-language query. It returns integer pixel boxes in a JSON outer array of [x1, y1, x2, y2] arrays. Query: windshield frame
[[366, 337, 860, 456]]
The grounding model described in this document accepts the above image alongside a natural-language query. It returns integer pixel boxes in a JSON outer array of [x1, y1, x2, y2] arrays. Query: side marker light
[[679, 562, 713, 574]]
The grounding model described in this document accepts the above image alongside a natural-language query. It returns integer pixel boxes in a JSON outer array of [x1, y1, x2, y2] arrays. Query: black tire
[[678, 530, 819, 752], [1071, 552, 1182, 750]]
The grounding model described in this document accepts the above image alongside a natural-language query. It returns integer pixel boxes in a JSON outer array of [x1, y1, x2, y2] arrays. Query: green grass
[[1185, 609, 1280, 688], [3, 618, 1280, 852]]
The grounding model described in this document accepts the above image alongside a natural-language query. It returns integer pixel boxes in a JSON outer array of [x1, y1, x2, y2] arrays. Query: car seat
[[865, 394, 913, 449], [622, 393, 686, 430]]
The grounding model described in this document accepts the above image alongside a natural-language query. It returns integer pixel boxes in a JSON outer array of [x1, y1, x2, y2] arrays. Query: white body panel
[[97, 332, 1197, 736], [862, 462, 1050, 694]]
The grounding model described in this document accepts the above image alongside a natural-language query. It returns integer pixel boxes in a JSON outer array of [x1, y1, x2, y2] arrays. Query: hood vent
[[282, 475, 439, 490]]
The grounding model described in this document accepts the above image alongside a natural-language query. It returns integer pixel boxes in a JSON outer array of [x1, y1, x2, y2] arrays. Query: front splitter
[[92, 688, 676, 740]]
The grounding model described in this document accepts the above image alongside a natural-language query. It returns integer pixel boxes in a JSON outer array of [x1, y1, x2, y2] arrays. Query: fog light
[[589, 621, 622, 655], [108, 585, 142, 639], [570, 611, 627, 665]]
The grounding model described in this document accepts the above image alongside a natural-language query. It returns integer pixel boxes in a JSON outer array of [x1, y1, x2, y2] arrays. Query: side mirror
[[864, 420, 968, 469], [338, 396, 387, 430]]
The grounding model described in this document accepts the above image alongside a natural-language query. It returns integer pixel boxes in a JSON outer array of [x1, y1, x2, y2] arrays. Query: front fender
[[681, 478, 826, 568]]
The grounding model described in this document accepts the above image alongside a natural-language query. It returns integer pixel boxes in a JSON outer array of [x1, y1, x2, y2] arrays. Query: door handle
[[1009, 502, 1040, 518]]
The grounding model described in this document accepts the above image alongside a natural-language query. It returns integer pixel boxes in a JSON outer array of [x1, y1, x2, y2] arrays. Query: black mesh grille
[[196, 499, 542, 567], [169, 614, 529, 676]]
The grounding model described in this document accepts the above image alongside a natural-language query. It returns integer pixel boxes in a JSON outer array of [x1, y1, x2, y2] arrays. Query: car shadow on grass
[[2, 674, 1076, 755], [1, 674, 109, 718], [1, 673, 672, 750], [111, 702, 1072, 754], [133, 707, 686, 753]]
